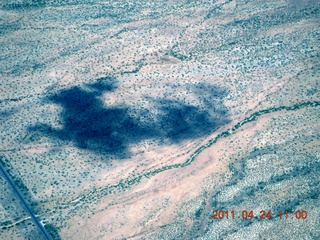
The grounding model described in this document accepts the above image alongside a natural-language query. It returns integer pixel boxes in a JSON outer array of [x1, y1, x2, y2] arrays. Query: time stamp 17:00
[[212, 210, 308, 220]]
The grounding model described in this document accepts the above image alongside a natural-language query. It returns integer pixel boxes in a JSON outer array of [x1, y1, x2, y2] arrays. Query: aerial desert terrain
[[0, 0, 319, 239]]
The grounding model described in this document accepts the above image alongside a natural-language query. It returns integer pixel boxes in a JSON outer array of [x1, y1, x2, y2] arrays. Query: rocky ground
[[0, 0, 319, 239]]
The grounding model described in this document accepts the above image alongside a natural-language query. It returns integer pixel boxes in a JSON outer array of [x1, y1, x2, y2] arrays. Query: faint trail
[[0, 163, 51, 240], [0, 93, 43, 104]]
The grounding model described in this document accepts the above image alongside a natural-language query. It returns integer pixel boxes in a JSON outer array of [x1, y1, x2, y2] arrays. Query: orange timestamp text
[[212, 210, 308, 220]]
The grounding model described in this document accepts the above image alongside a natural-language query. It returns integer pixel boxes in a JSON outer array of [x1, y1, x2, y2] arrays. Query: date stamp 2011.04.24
[[212, 210, 308, 220]]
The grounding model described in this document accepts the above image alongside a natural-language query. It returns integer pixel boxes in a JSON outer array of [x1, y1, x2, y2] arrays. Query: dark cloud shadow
[[156, 98, 225, 142], [27, 77, 230, 158]]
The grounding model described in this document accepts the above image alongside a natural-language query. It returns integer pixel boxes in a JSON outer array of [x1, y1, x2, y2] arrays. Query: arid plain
[[0, 0, 319, 239]]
